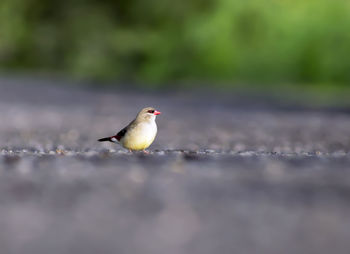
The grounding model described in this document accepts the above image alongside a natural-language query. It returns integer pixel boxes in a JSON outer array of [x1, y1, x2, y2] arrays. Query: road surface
[[0, 77, 350, 254]]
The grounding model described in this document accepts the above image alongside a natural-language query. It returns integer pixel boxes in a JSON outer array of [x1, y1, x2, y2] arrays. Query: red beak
[[154, 110, 161, 115]]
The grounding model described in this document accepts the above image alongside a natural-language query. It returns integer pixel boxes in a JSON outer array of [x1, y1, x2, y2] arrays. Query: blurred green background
[[0, 0, 350, 91]]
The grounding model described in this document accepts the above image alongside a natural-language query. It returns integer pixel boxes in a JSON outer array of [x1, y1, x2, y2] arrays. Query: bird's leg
[[128, 149, 132, 153], [143, 150, 150, 154]]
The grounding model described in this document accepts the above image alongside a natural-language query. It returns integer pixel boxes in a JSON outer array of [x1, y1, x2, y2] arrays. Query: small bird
[[98, 107, 161, 153]]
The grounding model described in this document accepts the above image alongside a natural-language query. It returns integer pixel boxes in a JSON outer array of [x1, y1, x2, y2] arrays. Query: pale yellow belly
[[122, 135, 155, 150], [121, 123, 157, 150]]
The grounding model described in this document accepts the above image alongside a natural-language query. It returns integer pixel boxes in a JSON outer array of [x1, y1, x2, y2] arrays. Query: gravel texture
[[0, 77, 350, 254]]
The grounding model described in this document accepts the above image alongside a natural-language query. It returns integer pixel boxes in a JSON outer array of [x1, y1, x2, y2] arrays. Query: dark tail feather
[[98, 137, 112, 142]]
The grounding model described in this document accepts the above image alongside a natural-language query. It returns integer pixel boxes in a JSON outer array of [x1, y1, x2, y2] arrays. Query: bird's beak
[[154, 110, 161, 115]]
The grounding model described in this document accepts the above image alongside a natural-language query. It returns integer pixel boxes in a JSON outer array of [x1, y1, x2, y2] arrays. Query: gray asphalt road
[[1, 77, 350, 254]]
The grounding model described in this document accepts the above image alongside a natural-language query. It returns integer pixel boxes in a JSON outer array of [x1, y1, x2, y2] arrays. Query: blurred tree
[[0, 0, 349, 87]]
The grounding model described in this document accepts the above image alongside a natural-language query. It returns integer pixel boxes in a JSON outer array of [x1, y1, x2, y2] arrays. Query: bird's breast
[[121, 121, 157, 150]]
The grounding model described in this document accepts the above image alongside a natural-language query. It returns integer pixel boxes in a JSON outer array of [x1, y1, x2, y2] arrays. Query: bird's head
[[137, 107, 161, 122]]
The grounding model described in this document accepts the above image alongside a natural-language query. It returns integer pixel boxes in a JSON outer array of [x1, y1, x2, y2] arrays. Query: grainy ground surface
[[0, 77, 350, 254]]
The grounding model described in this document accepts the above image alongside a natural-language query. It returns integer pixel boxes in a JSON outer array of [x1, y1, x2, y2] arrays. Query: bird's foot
[[143, 150, 150, 154]]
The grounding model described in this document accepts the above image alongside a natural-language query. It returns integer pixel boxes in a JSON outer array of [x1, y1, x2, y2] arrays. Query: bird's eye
[[148, 110, 155, 113]]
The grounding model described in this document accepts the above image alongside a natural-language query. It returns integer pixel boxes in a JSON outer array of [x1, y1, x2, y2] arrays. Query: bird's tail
[[98, 136, 115, 143]]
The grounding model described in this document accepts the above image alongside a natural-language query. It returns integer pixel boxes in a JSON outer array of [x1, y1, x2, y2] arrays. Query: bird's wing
[[115, 119, 135, 141], [115, 127, 127, 141]]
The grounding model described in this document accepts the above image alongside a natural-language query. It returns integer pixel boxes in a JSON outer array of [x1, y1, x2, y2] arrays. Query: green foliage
[[0, 0, 350, 86]]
